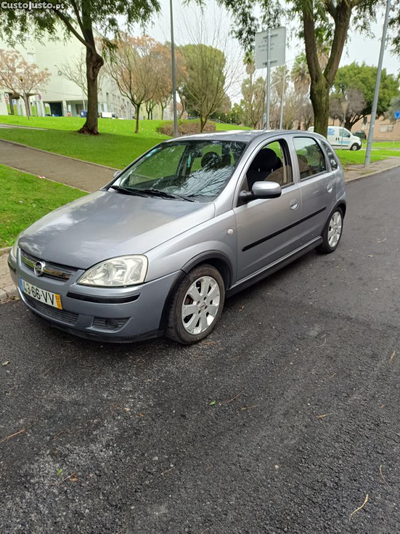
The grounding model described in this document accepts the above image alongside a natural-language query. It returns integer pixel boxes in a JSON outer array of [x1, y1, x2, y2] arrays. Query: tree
[[333, 62, 399, 129], [58, 47, 105, 99], [180, 43, 230, 131], [217, 0, 389, 136], [0, 1, 160, 134], [241, 56, 265, 128], [106, 34, 158, 133], [0, 49, 21, 115], [0, 49, 50, 118], [329, 88, 366, 130]]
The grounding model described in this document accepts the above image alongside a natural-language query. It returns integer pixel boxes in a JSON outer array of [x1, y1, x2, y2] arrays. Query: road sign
[[395, 111, 400, 120], [255, 27, 286, 69]]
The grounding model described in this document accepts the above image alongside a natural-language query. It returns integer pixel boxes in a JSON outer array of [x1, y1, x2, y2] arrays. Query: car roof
[[164, 129, 325, 144]]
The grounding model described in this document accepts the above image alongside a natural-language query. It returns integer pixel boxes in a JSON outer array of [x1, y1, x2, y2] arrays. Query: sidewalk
[[1, 141, 399, 303], [0, 139, 116, 192]]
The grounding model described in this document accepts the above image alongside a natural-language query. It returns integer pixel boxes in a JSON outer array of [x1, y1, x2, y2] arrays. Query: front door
[[234, 138, 302, 282]]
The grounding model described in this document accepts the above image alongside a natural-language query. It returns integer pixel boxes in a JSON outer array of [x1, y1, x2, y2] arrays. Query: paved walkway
[[0, 139, 116, 192], [0, 140, 400, 302]]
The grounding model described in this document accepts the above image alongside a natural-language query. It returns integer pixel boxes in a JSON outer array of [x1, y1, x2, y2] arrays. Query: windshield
[[113, 140, 247, 201]]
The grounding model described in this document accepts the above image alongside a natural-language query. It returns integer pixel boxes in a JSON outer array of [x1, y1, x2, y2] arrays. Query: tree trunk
[[135, 104, 140, 133], [161, 106, 165, 120], [199, 116, 207, 132], [78, 46, 103, 135], [344, 118, 355, 131], [23, 95, 31, 119], [310, 77, 330, 136], [9, 95, 15, 115]]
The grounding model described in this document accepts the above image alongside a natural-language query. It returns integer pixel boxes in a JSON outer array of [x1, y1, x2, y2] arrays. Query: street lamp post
[[169, 0, 179, 137], [364, 0, 391, 166], [340, 99, 349, 146]]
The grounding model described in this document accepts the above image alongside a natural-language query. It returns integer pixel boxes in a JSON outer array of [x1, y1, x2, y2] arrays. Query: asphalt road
[[1, 168, 400, 533]]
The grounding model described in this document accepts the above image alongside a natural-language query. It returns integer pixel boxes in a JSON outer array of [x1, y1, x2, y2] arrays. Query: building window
[[380, 124, 394, 132]]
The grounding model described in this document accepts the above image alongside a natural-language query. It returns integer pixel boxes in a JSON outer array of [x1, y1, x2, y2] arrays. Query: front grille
[[24, 294, 78, 326], [92, 317, 129, 331], [20, 250, 76, 281]]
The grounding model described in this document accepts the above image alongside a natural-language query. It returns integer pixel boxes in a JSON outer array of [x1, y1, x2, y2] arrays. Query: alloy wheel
[[181, 276, 221, 335], [328, 211, 343, 248]]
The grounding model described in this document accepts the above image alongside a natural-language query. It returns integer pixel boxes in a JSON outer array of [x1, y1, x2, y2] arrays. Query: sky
[[131, 0, 399, 102]]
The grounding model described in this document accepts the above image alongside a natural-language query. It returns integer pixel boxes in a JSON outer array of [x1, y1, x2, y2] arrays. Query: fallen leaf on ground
[[349, 494, 369, 521], [389, 350, 396, 362], [317, 413, 335, 419], [379, 465, 386, 483], [209, 400, 216, 406], [2, 361, 9, 366], [0, 428, 26, 444]]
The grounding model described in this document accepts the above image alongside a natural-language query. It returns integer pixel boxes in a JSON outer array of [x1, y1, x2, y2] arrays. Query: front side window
[[114, 140, 247, 201], [293, 137, 326, 179], [339, 128, 351, 138], [244, 139, 293, 192]]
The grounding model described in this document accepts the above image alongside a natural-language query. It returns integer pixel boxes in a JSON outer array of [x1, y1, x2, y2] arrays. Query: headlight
[[11, 236, 20, 259], [78, 255, 148, 287]]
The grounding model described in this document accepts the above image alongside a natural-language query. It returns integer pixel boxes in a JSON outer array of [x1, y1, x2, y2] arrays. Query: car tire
[[317, 207, 344, 254], [350, 144, 359, 151], [165, 264, 225, 345]]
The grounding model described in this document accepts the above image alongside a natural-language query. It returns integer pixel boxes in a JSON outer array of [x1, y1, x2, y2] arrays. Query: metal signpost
[[255, 27, 286, 130], [170, 0, 178, 138]]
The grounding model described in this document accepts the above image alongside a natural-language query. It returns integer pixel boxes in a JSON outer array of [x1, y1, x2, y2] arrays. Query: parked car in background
[[8, 130, 346, 345], [308, 126, 362, 151], [101, 111, 117, 119], [353, 130, 367, 141]]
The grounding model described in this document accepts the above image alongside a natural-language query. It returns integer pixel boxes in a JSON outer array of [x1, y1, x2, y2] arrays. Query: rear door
[[291, 136, 337, 245]]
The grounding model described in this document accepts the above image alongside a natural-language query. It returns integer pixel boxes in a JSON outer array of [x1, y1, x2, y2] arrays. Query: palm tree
[[291, 53, 310, 95]]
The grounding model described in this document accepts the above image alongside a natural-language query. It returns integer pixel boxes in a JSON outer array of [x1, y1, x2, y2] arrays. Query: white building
[[0, 31, 135, 119]]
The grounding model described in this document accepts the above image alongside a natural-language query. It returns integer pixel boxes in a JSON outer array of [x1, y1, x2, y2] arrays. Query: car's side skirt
[[226, 236, 323, 298]]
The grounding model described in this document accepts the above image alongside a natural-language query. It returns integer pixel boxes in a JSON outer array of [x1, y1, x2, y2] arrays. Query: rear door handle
[[327, 182, 334, 193], [290, 198, 299, 210]]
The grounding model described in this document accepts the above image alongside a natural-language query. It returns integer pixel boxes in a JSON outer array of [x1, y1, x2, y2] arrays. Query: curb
[[345, 162, 400, 183], [0, 247, 11, 253], [0, 137, 119, 172]]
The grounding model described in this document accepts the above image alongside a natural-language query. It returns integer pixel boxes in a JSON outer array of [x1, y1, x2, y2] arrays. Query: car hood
[[19, 190, 215, 269]]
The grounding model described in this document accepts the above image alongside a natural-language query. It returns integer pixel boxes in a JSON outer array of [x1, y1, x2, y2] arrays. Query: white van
[[308, 126, 362, 151]]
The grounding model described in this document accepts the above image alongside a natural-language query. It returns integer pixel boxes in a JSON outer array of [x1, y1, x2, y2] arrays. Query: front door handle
[[327, 181, 334, 193], [290, 198, 299, 210]]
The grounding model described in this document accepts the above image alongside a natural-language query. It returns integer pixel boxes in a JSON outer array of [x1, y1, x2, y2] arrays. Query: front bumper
[[8, 250, 181, 342]]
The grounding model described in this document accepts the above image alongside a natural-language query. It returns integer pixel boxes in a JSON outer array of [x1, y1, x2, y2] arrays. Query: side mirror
[[252, 181, 282, 199], [113, 170, 121, 180]]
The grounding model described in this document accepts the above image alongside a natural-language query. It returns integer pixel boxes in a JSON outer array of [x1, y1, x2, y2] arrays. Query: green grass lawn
[[0, 164, 87, 247], [335, 148, 400, 166], [0, 115, 398, 169], [0, 116, 250, 169]]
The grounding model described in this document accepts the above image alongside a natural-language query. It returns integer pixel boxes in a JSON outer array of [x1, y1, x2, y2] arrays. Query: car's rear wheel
[[166, 265, 225, 345], [317, 207, 344, 254]]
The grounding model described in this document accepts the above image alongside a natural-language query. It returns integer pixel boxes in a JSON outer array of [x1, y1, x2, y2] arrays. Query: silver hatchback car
[[8, 130, 346, 344]]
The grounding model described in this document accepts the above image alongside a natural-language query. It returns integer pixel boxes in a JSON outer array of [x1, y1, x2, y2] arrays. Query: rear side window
[[293, 137, 326, 179], [321, 140, 339, 170]]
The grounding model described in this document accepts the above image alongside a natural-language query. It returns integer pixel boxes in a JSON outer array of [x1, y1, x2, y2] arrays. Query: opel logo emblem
[[34, 260, 46, 277]]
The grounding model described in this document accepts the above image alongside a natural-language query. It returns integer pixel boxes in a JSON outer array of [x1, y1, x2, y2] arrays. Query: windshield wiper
[[110, 185, 149, 197], [138, 188, 195, 202]]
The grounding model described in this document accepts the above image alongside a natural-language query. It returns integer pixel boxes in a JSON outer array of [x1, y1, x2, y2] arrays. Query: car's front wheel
[[317, 207, 344, 254], [350, 143, 359, 151], [166, 265, 225, 344]]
